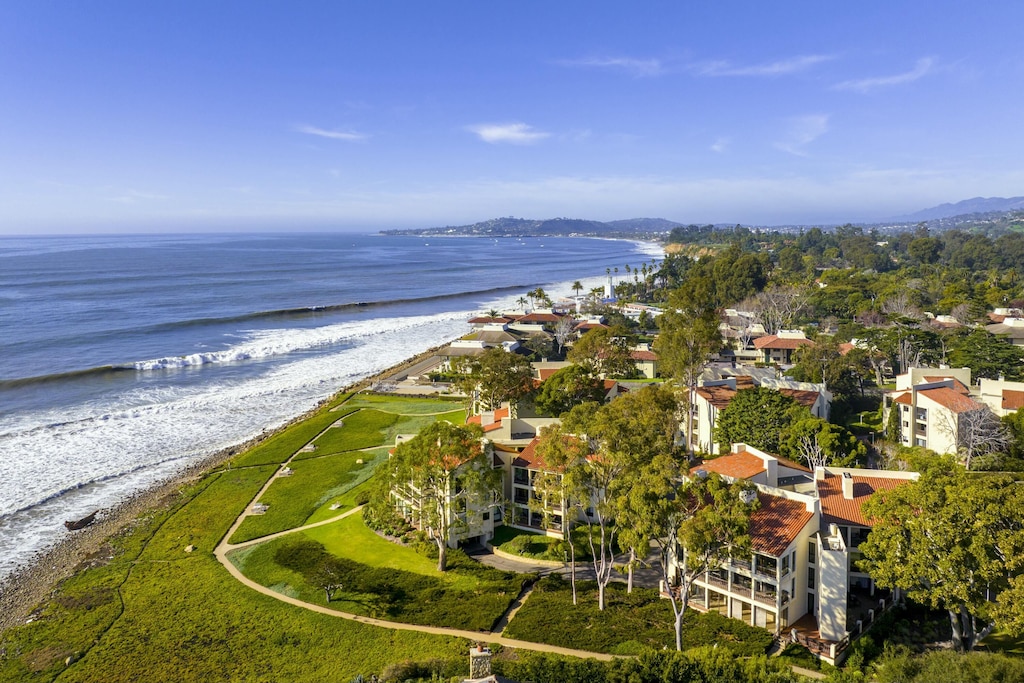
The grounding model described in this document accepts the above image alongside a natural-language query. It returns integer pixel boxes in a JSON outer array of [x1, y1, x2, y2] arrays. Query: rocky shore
[[0, 342, 453, 634]]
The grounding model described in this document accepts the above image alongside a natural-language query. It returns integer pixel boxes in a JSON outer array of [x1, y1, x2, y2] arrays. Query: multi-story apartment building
[[885, 370, 988, 454], [669, 444, 919, 664]]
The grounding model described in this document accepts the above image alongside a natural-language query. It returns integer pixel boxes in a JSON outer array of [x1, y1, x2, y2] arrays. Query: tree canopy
[[714, 387, 803, 454], [859, 462, 1024, 651], [457, 346, 535, 412]]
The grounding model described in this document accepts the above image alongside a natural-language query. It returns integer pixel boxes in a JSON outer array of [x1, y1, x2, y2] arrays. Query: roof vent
[[695, 469, 709, 480], [739, 489, 757, 505]]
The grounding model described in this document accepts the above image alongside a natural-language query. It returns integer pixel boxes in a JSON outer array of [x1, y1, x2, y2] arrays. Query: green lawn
[[493, 525, 593, 562], [983, 629, 1024, 656], [343, 393, 465, 414], [304, 409, 399, 456], [0, 464, 467, 683], [232, 513, 527, 631], [230, 408, 350, 467], [229, 451, 375, 544]]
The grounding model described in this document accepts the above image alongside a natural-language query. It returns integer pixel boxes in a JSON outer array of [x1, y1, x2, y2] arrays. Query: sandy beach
[[0, 343, 452, 634]]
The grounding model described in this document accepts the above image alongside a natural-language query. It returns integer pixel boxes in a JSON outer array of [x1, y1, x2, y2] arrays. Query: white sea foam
[[0, 309, 473, 578], [0, 274, 633, 579]]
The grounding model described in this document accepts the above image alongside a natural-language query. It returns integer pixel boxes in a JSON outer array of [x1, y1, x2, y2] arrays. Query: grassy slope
[[0, 393, 473, 683], [232, 514, 525, 632]]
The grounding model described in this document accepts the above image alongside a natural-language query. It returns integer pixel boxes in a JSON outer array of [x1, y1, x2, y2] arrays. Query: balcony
[[753, 589, 777, 605], [705, 573, 730, 591]]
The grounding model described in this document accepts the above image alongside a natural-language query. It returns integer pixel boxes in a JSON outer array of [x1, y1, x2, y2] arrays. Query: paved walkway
[[214, 515, 613, 660]]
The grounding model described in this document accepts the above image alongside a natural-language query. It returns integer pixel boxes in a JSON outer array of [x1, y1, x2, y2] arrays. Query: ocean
[[0, 231, 660, 579]]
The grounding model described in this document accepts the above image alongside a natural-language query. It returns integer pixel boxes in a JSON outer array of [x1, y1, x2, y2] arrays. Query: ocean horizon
[[0, 231, 661, 579]]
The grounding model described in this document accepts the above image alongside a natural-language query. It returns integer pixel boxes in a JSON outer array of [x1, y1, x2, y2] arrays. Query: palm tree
[[572, 280, 583, 297], [517, 295, 528, 310]]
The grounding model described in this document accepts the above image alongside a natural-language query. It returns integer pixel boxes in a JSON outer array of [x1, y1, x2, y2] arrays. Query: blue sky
[[2, 1, 1023, 233]]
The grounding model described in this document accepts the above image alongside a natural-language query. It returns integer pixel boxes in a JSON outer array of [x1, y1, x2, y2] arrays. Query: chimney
[[842, 471, 854, 500], [469, 644, 492, 679]]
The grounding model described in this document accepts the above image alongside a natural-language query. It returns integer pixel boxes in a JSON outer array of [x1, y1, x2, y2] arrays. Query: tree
[[747, 285, 806, 335], [561, 386, 680, 609], [312, 556, 346, 602], [533, 364, 606, 417], [567, 326, 636, 378], [714, 387, 802, 453], [458, 347, 535, 412], [659, 472, 758, 651], [936, 406, 1010, 470], [572, 280, 583, 298], [524, 333, 554, 361], [655, 276, 722, 451], [946, 328, 1024, 382], [553, 315, 576, 357], [386, 421, 499, 571], [531, 424, 594, 605], [859, 463, 1024, 651], [779, 416, 866, 469]]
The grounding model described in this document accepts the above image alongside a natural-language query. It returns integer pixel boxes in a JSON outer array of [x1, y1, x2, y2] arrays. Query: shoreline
[[0, 341, 455, 634]]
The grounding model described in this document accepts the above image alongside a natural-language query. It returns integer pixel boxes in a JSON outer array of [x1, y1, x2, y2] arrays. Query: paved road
[[466, 543, 664, 589]]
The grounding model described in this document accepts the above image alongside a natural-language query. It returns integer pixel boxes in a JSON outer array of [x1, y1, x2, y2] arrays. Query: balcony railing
[[753, 589, 777, 605]]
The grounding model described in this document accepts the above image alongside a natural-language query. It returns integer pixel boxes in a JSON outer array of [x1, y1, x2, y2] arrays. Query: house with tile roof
[[690, 375, 832, 454], [886, 371, 989, 455], [753, 330, 815, 365], [977, 377, 1024, 417], [669, 444, 919, 664]]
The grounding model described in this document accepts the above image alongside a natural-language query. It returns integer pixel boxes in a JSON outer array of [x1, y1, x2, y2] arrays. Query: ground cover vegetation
[[503, 575, 773, 656], [231, 532, 525, 632], [302, 408, 398, 455], [0, 461, 467, 683]]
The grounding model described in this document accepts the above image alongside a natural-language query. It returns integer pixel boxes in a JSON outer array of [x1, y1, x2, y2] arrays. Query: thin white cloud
[[833, 57, 935, 93], [710, 137, 731, 153], [467, 122, 550, 145], [775, 114, 829, 156], [556, 56, 664, 77], [293, 124, 368, 141], [696, 54, 834, 77]]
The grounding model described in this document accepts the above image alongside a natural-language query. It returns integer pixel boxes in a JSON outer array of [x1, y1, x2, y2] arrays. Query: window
[[482, 511, 490, 521], [915, 408, 928, 421], [781, 554, 791, 576], [513, 467, 529, 485], [808, 541, 816, 565], [513, 488, 529, 505], [915, 437, 927, 447], [808, 567, 816, 590]]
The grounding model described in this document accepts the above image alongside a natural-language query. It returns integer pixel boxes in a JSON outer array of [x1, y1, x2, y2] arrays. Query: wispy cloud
[[775, 114, 829, 156], [833, 57, 935, 93], [710, 137, 731, 153], [293, 124, 369, 141], [696, 54, 834, 77], [556, 56, 664, 77], [467, 122, 550, 145]]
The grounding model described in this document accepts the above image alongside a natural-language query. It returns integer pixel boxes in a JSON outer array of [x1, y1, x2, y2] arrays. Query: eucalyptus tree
[[657, 472, 758, 651], [655, 276, 722, 451], [385, 421, 499, 571]]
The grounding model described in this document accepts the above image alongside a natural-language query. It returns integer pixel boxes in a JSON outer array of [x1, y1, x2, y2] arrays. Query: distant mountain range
[[381, 197, 1024, 239], [888, 196, 1024, 222]]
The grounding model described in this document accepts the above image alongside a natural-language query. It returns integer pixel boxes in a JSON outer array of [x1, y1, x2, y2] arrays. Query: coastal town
[[5, 223, 1024, 683]]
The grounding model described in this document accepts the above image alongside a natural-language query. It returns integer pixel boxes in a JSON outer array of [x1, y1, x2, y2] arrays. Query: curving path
[[214, 506, 614, 661]]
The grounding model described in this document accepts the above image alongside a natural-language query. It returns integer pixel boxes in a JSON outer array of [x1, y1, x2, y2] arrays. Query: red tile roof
[[779, 388, 821, 408], [537, 368, 560, 381], [818, 473, 913, 527], [918, 386, 983, 413], [754, 335, 815, 350], [695, 385, 738, 409], [512, 435, 576, 471], [1004, 390, 1024, 411], [630, 350, 659, 361], [468, 316, 512, 324], [922, 377, 970, 394], [751, 494, 814, 557], [893, 392, 912, 406], [575, 322, 609, 331], [518, 312, 564, 324], [691, 450, 765, 480], [775, 454, 811, 473], [838, 342, 856, 356]]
